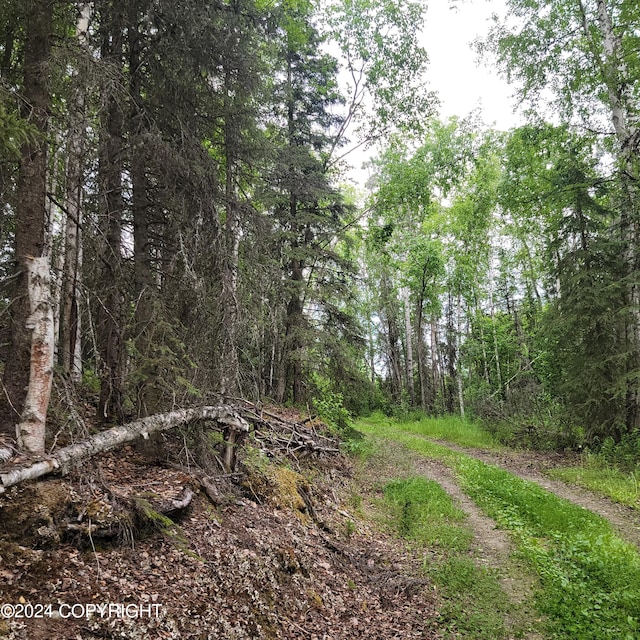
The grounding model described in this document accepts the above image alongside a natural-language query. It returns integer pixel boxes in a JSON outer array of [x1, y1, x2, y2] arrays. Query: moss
[[0, 482, 75, 546], [132, 497, 176, 532], [243, 461, 312, 520], [267, 467, 307, 513]]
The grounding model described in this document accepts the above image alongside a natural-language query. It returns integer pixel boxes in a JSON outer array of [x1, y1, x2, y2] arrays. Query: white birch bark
[[2, 405, 249, 492], [488, 282, 503, 391], [430, 318, 441, 404], [16, 256, 55, 453], [594, 0, 640, 428], [456, 295, 465, 417], [402, 287, 415, 405], [59, 4, 92, 381]]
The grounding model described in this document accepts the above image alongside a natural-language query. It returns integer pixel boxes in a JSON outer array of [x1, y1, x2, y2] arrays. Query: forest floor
[[0, 411, 440, 640], [1, 411, 639, 639]]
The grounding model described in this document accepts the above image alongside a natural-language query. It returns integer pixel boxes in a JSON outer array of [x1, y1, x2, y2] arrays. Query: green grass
[[359, 411, 500, 450], [549, 461, 640, 511], [384, 476, 472, 552], [381, 476, 525, 639], [430, 556, 528, 640], [358, 417, 640, 640], [456, 458, 640, 640]]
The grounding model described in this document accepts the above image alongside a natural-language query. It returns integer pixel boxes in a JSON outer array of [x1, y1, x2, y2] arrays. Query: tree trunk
[[219, 69, 240, 401], [59, 6, 91, 382], [430, 317, 441, 411], [129, 12, 154, 337], [368, 312, 376, 384], [402, 288, 415, 405], [489, 284, 503, 393], [476, 306, 490, 385], [444, 293, 457, 413], [380, 275, 402, 402], [16, 256, 54, 453], [1, 405, 249, 492], [0, 0, 53, 441], [456, 295, 465, 417], [279, 52, 306, 405], [285, 263, 305, 404], [416, 322, 428, 412], [414, 288, 430, 412], [97, 9, 125, 424], [594, 0, 640, 431], [577, 0, 640, 431]]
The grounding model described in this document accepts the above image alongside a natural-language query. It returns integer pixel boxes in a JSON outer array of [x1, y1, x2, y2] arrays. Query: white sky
[[423, 0, 520, 129], [345, 0, 522, 187]]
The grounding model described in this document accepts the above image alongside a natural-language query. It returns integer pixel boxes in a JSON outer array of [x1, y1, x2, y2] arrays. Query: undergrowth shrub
[[311, 373, 358, 440], [590, 431, 640, 472]]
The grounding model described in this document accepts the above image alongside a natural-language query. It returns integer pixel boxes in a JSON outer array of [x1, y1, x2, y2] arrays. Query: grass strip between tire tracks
[[381, 475, 533, 639]]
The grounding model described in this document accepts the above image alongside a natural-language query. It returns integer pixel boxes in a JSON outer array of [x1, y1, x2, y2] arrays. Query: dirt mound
[[0, 441, 438, 639]]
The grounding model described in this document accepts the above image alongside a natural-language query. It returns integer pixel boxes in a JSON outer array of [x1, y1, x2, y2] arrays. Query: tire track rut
[[409, 451, 544, 640], [433, 441, 640, 551]]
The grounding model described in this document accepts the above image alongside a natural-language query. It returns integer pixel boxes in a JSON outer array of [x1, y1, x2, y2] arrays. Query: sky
[[422, 0, 520, 129], [346, 0, 521, 187]]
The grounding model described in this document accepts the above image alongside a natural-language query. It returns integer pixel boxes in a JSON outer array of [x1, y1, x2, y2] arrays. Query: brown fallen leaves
[[0, 434, 439, 639]]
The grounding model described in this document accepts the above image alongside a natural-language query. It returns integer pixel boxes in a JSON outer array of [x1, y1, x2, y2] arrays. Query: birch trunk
[[594, 0, 640, 430], [456, 296, 465, 418], [16, 257, 55, 453], [380, 273, 402, 402], [445, 293, 457, 413], [0, 0, 53, 442], [2, 405, 249, 492], [402, 288, 415, 405], [430, 318, 441, 410], [416, 323, 429, 412], [489, 284, 503, 392], [59, 4, 91, 383], [415, 292, 430, 412], [368, 315, 376, 384]]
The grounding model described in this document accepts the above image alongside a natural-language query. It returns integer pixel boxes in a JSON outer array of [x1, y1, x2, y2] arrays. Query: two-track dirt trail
[[362, 432, 640, 640], [358, 437, 545, 640], [431, 441, 640, 551]]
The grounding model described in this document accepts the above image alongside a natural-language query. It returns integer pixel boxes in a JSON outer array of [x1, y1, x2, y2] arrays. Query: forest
[[1, 0, 639, 462], [2, 1, 640, 639]]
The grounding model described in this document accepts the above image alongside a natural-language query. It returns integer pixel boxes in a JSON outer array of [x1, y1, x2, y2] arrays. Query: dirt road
[[433, 441, 640, 550]]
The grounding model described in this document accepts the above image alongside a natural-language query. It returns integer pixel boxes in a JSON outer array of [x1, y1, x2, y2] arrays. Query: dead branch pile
[[234, 399, 341, 459], [0, 402, 341, 493]]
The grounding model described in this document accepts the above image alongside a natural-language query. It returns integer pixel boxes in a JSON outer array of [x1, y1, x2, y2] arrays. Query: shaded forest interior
[[1, 0, 640, 461]]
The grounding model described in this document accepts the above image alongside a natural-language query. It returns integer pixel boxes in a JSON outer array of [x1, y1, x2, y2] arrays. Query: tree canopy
[[0, 0, 639, 456]]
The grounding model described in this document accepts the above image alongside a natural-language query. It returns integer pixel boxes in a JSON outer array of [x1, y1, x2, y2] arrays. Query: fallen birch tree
[[0, 405, 249, 493]]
